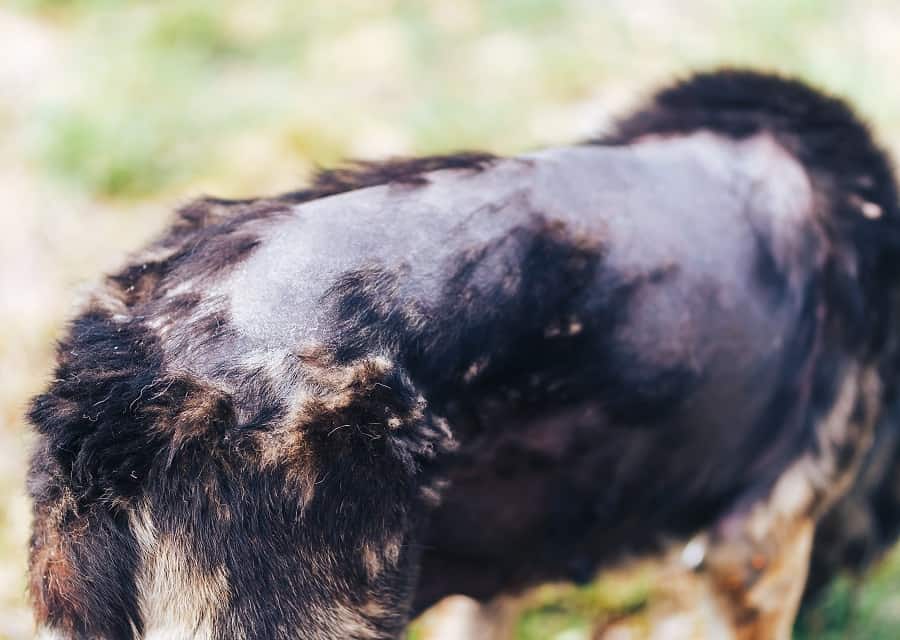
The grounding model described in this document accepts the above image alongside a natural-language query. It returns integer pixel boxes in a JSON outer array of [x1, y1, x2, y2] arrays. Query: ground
[[3, 1, 900, 638]]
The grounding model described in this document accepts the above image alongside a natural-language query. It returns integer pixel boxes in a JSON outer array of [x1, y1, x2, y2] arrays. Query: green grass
[[796, 549, 900, 640], [514, 574, 651, 640], [24, 0, 898, 201]]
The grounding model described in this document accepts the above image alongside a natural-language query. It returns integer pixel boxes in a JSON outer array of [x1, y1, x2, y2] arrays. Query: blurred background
[[3, 0, 900, 638]]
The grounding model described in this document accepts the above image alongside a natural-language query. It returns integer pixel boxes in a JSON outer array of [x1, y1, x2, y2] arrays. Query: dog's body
[[27, 71, 900, 639]]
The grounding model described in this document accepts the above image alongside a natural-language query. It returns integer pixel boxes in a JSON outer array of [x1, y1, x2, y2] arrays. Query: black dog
[[27, 69, 900, 639]]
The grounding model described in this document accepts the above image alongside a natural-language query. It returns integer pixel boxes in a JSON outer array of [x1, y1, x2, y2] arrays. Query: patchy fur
[[278, 152, 498, 204], [26, 69, 900, 639], [130, 506, 230, 639]]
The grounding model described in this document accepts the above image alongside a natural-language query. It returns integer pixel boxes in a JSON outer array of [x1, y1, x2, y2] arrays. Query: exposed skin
[[225, 132, 822, 606], [26, 70, 900, 639]]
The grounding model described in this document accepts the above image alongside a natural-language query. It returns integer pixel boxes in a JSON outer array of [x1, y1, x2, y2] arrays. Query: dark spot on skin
[[750, 226, 789, 308], [324, 267, 410, 364]]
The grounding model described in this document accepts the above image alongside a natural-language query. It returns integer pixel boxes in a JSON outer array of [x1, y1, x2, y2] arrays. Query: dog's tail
[[600, 68, 898, 226], [600, 68, 900, 250], [602, 67, 900, 351]]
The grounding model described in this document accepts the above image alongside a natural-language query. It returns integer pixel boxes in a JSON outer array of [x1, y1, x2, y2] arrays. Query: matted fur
[[27, 69, 900, 639]]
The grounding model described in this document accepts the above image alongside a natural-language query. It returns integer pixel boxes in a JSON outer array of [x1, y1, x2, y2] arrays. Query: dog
[[26, 69, 900, 639]]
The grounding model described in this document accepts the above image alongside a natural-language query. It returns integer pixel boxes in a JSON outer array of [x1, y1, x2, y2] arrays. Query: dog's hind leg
[[689, 502, 815, 639], [671, 364, 882, 640]]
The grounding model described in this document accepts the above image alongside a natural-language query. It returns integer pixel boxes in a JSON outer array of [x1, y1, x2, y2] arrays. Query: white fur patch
[[130, 506, 232, 640]]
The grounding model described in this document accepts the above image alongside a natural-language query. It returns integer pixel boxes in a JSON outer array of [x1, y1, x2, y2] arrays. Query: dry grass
[[4, 1, 900, 637]]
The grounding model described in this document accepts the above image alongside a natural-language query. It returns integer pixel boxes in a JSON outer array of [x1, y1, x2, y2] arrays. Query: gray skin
[[226, 132, 814, 357], [198, 131, 824, 607], [218, 130, 817, 440]]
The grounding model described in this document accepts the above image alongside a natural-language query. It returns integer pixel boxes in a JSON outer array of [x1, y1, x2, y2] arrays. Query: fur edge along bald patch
[[277, 152, 498, 203], [27, 309, 238, 500], [258, 353, 456, 511], [102, 198, 291, 312]]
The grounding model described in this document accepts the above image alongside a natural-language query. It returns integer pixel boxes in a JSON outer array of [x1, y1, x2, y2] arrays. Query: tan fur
[[130, 506, 233, 640], [328, 603, 385, 640], [362, 543, 385, 581], [255, 354, 431, 508], [646, 365, 881, 639], [29, 488, 83, 633]]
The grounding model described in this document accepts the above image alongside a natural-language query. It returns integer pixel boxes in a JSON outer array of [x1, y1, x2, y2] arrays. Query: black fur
[[278, 151, 498, 203], [26, 69, 900, 638]]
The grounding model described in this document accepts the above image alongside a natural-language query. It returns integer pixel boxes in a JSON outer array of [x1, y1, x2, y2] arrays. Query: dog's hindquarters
[[27, 310, 454, 639]]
